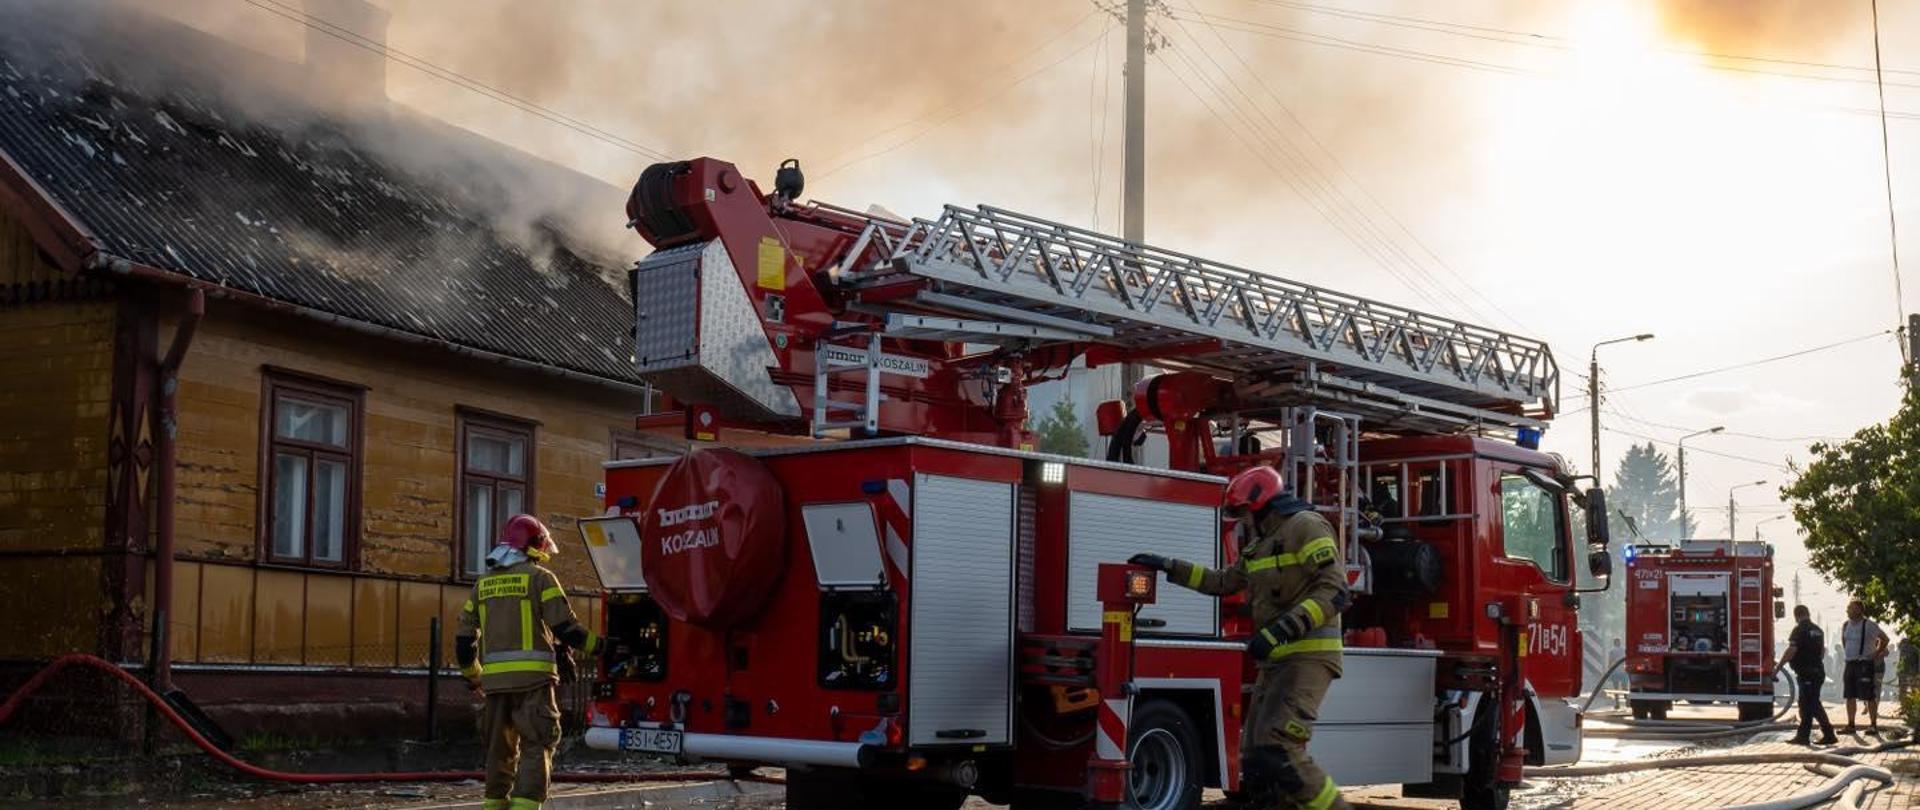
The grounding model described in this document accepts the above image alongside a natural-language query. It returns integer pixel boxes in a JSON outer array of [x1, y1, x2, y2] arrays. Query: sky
[[137, 0, 1913, 636]]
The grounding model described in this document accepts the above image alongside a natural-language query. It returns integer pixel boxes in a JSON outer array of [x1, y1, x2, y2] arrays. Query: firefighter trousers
[[1241, 658, 1349, 810], [481, 685, 561, 809]]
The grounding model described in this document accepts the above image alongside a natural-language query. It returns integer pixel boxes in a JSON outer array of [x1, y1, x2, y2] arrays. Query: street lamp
[[1727, 479, 1767, 540], [1753, 513, 1789, 542], [1676, 426, 1724, 539], [1590, 334, 1656, 478]]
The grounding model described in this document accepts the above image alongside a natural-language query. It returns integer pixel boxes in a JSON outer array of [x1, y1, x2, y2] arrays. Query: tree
[[1606, 442, 1691, 542], [1781, 385, 1920, 628], [1034, 397, 1091, 458]]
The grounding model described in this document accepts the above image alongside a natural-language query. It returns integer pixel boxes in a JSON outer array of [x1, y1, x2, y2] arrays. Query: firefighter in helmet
[[456, 515, 603, 810], [1131, 466, 1350, 810]]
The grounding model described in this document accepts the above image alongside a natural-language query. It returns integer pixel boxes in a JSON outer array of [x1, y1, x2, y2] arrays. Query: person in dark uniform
[[1774, 605, 1837, 746]]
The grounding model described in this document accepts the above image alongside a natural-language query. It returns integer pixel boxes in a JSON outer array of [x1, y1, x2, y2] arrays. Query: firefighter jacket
[[456, 560, 602, 693], [1167, 501, 1348, 673]]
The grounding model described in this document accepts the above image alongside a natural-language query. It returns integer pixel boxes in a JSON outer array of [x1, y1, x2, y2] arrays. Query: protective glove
[[1127, 553, 1173, 573], [460, 661, 484, 696], [556, 647, 579, 684], [1246, 611, 1313, 661]]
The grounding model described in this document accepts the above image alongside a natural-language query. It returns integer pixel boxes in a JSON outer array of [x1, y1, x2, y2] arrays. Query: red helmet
[[1223, 466, 1285, 519], [499, 514, 558, 557]]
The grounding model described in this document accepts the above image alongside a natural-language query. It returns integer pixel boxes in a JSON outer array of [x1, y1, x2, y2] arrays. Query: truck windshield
[[1498, 473, 1567, 582]]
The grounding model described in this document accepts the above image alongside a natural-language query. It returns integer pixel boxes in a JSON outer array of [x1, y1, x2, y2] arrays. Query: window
[[1498, 472, 1566, 582], [261, 373, 362, 567], [458, 411, 536, 577]]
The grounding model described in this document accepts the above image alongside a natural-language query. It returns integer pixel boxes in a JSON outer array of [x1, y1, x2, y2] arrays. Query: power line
[[243, 0, 672, 161], [1600, 422, 1794, 472], [1608, 331, 1895, 393], [818, 13, 1103, 179], [1157, 24, 1480, 318], [1090, 16, 1117, 229], [1871, 0, 1911, 365], [1152, 44, 1467, 317], [1218, 0, 1920, 89], [1176, 2, 1534, 333], [1602, 409, 1849, 444], [1171, 11, 1534, 76]]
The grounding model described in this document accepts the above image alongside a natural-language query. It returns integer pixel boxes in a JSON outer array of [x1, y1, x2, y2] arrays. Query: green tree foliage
[[1034, 397, 1091, 458], [1607, 442, 1692, 542], [1781, 386, 1920, 628]]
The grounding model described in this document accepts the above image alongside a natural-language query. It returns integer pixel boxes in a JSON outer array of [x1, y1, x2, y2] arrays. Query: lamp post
[[1677, 426, 1724, 539], [1589, 334, 1656, 479], [1726, 479, 1767, 540], [1753, 513, 1789, 542]]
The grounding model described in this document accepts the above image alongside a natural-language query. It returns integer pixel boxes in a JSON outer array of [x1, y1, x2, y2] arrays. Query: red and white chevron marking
[[1096, 697, 1130, 761]]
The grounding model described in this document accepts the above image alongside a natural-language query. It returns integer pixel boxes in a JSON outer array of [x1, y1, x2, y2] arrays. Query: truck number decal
[[1527, 622, 1569, 658]]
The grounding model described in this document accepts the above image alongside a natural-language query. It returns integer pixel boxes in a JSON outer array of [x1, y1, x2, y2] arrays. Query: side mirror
[[1775, 601, 1786, 620], [1584, 488, 1610, 547], [1586, 545, 1613, 581]]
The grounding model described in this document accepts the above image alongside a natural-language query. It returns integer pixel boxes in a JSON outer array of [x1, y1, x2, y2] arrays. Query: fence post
[[143, 608, 167, 754], [427, 616, 441, 742]]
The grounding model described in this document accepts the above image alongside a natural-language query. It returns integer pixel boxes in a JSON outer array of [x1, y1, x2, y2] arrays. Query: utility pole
[[1908, 313, 1918, 384], [1727, 479, 1766, 540], [1676, 426, 1724, 540], [1120, 0, 1146, 395], [1590, 334, 1654, 479]]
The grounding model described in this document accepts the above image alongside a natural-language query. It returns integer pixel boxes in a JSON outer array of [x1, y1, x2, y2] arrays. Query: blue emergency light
[[1516, 426, 1543, 450]]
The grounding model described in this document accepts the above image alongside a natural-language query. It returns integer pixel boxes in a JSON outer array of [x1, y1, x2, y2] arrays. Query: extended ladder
[[837, 204, 1559, 424]]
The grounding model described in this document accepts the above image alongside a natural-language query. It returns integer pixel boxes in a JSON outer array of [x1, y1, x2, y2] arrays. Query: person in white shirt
[[1839, 599, 1890, 735]]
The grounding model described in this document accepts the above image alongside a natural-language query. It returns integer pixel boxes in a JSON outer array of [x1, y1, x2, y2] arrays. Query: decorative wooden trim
[[98, 293, 156, 661]]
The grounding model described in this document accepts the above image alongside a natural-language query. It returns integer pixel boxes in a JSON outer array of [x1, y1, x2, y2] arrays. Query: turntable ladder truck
[[577, 158, 1614, 810]]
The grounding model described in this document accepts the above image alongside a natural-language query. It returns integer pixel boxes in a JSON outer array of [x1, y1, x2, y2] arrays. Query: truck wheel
[[1460, 697, 1510, 810], [1128, 701, 1204, 810], [1738, 701, 1773, 722]]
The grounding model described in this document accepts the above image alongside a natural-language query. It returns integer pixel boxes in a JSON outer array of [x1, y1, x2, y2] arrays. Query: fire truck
[[1622, 540, 1783, 721], [577, 157, 1613, 810]]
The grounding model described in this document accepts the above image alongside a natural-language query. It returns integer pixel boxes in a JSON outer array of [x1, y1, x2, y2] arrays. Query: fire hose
[[1577, 657, 1798, 737], [0, 654, 784, 787]]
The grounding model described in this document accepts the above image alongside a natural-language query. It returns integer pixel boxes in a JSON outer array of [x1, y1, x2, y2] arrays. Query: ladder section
[[871, 204, 1559, 416], [1735, 566, 1767, 684]]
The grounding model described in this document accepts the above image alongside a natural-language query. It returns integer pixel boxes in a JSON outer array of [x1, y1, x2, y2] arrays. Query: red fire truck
[[577, 158, 1613, 810], [1622, 540, 1783, 721]]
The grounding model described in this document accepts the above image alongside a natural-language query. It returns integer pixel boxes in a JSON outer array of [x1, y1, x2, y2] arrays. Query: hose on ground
[[0, 654, 785, 787], [1578, 657, 1797, 735], [1526, 748, 1903, 810]]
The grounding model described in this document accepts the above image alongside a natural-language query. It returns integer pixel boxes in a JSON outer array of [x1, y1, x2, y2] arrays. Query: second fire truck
[[576, 158, 1613, 809], [1623, 540, 1783, 721]]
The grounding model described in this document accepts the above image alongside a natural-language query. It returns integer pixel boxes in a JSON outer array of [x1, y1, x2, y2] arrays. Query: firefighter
[[456, 514, 603, 810], [1131, 466, 1350, 810]]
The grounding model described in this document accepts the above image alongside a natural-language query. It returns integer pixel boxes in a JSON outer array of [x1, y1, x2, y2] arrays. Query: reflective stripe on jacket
[[458, 561, 598, 693]]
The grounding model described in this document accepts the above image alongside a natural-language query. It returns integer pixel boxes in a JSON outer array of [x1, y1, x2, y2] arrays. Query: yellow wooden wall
[[158, 300, 627, 665], [0, 213, 116, 656]]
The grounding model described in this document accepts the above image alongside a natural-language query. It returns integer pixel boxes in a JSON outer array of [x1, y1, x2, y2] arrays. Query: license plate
[[620, 728, 684, 755]]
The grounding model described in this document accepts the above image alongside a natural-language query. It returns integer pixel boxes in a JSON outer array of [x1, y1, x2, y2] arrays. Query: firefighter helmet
[[1223, 466, 1286, 519], [499, 514, 559, 558]]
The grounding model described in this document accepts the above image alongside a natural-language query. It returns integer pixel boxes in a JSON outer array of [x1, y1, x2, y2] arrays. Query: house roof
[[0, 10, 646, 388]]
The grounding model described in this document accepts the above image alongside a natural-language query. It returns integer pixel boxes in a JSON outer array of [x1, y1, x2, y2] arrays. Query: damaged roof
[[0, 18, 645, 387]]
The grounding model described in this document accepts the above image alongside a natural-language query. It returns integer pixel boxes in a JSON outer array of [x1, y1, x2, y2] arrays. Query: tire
[[1738, 701, 1773, 723], [1460, 697, 1511, 810], [785, 769, 967, 810], [1629, 699, 1668, 721], [1127, 701, 1205, 810], [1652, 701, 1670, 721]]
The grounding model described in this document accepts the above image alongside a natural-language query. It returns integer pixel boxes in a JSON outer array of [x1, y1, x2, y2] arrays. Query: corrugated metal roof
[[0, 30, 643, 386]]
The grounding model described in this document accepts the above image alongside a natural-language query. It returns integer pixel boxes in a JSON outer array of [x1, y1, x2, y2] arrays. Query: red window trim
[[455, 408, 538, 580], [257, 371, 365, 570]]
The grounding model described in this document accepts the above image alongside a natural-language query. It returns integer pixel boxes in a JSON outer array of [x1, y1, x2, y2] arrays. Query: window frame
[[257, 369, 365, 570], [1495, 469, 1570, 584], [455, 408, 539, 580]]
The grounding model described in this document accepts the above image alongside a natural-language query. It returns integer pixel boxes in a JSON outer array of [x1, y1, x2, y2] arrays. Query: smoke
[[1654, 0, 1865, 56]]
